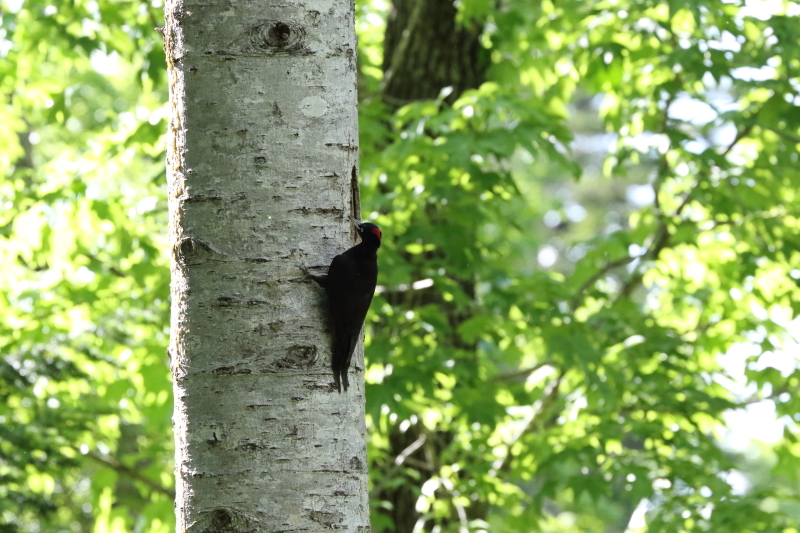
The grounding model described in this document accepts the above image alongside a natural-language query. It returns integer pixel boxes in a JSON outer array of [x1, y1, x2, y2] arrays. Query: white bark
[[164, 0, 367, 530]]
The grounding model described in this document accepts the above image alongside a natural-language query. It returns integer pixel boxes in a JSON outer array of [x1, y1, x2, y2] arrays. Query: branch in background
[[493, 361, 556, 383], [742, 386, 790, 406], [141, 0, 161, 34], [571, 255, 637, 309], [614, 212, 674, 302], [492, 371, 565, 474], [370, 430, 434, 499], [613, 120, 757, 301], [401, 457, 435, 471], [395, 434, 427, 466], [653, 89, 677, 214], [83, 252, 126, 278], [80, 448, 175, 499], [720, 123, 755, 157], [766, 127, 800, 145]]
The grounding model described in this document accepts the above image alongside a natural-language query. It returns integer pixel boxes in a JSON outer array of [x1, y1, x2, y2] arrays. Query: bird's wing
[[325, 252, 377, 391], [326, 254, 372, 335]]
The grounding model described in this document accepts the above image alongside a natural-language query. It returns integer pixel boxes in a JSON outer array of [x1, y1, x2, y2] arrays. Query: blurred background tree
[[2, 0, 800, 531]]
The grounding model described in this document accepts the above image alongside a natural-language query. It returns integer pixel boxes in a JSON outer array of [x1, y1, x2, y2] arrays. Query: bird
[[300, 217, 381, 392]]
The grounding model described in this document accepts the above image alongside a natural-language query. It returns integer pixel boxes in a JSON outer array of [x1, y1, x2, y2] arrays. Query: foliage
[[357, 0, 800, 531], [0, 0, 171, 531], [2, 0, 800, 531]]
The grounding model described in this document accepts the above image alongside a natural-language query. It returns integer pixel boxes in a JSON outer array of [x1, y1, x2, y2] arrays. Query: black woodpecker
[[301, 217, 381, 392]]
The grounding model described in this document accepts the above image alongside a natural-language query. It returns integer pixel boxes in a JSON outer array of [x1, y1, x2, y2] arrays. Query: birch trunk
[[163, 0, 367, 530]]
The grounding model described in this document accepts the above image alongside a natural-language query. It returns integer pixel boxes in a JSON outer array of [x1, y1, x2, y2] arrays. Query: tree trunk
[[372, 2, 485, 532], [164, 0, 368, 531], [382, 0, 483, 104]]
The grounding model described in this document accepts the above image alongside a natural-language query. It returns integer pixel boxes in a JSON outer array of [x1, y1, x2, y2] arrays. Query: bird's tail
[[332, 337, 346, 392], [332, 335, 358, 392]]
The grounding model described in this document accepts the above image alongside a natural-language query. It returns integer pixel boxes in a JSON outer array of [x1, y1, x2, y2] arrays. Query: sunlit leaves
[[358, 0, 800, 531], [1, 0, 169, 530], [5, 0, 800, 529]]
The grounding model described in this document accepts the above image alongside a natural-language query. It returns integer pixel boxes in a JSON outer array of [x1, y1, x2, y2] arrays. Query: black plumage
[[301, 217, 381, 392]]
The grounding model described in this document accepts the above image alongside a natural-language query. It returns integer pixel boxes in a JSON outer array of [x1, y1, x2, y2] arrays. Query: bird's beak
[[348, 217, 363, 231]]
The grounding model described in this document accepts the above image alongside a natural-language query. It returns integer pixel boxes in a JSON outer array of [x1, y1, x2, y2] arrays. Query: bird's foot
[[295, 263, 317, 282], [297, 264, 327, 287]]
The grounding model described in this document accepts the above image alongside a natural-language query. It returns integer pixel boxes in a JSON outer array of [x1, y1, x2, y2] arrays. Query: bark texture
[[164, 0, 368, 531], [382, 0, 483, 104]]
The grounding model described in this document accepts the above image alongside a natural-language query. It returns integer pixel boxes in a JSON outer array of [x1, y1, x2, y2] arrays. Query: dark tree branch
[[611, 119, 757, 302], [492, 361, 556, 383], [81, 448, 175, 499], [84, 252, 126, 278], [493, 371, 565, 474], [765, 127, 800, 145], [571, 255, 637, 309]]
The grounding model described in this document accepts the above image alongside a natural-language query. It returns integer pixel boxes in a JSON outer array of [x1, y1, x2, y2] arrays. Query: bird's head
[[349, 217, 382, 248]]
